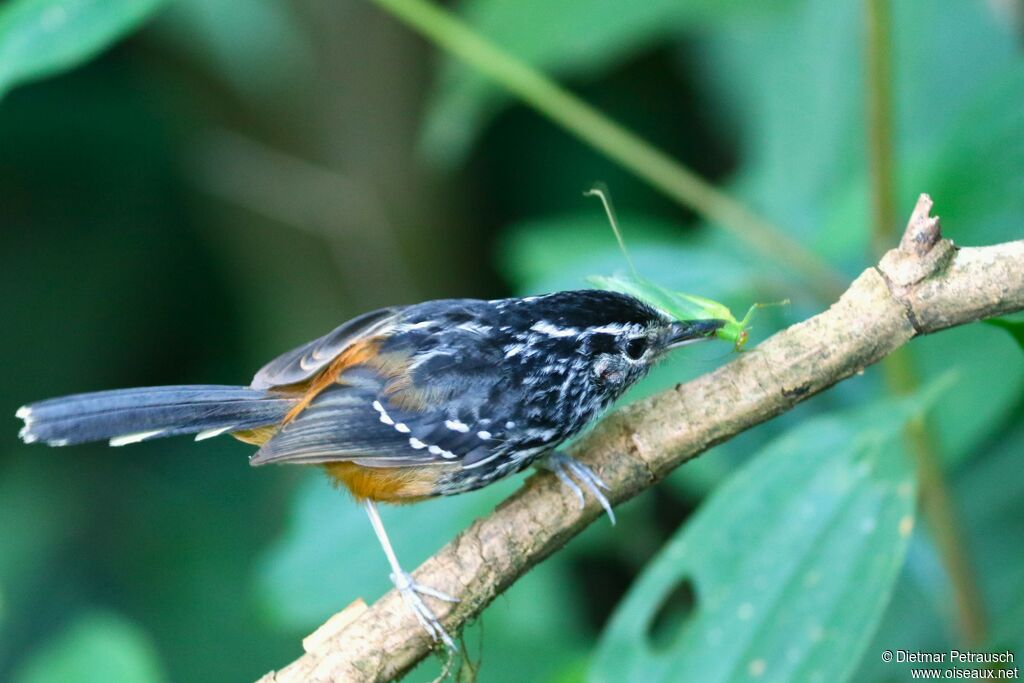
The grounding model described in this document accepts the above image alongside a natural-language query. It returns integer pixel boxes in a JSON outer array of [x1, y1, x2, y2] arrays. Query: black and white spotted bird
[[17, 289, 724, 648]]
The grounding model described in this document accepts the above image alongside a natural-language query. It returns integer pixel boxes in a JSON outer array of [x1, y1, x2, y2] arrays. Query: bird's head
[[502, 290, 726, 400]]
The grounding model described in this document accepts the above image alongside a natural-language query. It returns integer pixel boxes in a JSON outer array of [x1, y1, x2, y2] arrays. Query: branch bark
[[259, 195, 1024, 682]]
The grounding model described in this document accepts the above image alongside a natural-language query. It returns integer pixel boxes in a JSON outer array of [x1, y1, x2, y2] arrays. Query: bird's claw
[[541, 452, 616, 525], [390, 570, 459, 651]]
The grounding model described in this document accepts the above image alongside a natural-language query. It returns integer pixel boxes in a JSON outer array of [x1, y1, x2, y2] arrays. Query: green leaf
[[11, 611, 166, 683], [0, 0, 166, 99], [913, 324, 1024, 463], [984, 316, 1024, 351], [421, 0, 794, 164], [854, 416, 1024, 680], [590, 397, 924, 683], [151, 0, 313, 99]]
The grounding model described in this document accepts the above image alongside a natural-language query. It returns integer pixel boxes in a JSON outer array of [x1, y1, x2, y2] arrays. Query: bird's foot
[[390, 570, 459, 651], [540, 451, 616, 525]]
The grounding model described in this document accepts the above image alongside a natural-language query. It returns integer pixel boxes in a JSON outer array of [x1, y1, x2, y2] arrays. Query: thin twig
[[259, 196, 1024, 682]]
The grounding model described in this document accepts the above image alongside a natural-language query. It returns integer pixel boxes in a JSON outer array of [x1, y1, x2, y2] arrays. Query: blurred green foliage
[[985, 317, 1024, 350], [0, 0, 165, 98], [0, 1, 1021, 682], [11, 612, 167, 683], [592, 395, 924, 682]]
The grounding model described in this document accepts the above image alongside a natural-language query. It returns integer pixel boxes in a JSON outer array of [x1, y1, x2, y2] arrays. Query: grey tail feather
[[15, 385, 298, 447]]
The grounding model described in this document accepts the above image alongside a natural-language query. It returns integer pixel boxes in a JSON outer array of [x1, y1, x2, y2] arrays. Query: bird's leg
[[363, 500, 459, 650], [538, 451, 616, 525]]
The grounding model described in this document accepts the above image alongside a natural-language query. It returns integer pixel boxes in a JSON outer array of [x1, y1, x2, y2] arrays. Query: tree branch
[[259, 195, 1024, 683]]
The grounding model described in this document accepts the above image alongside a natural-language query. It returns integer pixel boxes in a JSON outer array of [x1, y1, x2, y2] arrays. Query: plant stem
[[370, 0, 846, 300], [864, 0, 986, 645], [884, 352, 987, 644], [865, 0, 897, 258]]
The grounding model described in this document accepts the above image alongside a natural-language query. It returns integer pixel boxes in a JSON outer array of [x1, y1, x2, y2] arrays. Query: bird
[[16, 289, 724, 648]]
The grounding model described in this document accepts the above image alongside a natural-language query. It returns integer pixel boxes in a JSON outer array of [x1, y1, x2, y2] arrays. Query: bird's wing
[[249, 307, 402, 390], [250, 345, 507, 468]]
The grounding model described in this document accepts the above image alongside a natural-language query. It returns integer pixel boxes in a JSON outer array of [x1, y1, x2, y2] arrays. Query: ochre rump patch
[[323, 461, 440, 502]]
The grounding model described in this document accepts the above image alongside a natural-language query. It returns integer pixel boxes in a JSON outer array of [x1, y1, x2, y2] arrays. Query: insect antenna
[[584, 182, 638, 279]]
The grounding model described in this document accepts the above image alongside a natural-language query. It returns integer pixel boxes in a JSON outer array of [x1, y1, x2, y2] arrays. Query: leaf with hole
[[0, 0, 166, 99], [590, 395, 926, 683]]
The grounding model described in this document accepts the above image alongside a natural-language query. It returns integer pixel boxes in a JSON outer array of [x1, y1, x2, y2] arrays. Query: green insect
[[584, 184, 782, 351]]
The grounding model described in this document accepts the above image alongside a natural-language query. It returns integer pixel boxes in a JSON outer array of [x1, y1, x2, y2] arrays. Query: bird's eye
[[624, 337, 649, 360]]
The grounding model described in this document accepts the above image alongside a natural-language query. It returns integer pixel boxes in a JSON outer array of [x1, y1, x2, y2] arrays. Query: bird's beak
[[667, 319, 727, 349]]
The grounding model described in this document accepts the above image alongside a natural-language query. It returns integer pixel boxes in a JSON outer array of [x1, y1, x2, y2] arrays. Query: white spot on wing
[[110, 429, 164, 447], [16, 405, 31, 420], [428, 444, 458, 459], [477, 430, 492, 440], [394, 423, 411, 434], [445, 419, 470, 433], [409, 438, 426, 449], [372, 400, 395, 426]]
